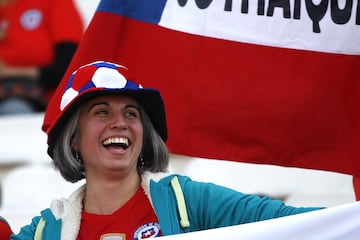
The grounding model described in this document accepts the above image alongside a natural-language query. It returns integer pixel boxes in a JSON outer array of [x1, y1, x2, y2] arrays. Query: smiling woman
[[76, 96, 144, 180], [11, 61, 322, 240]]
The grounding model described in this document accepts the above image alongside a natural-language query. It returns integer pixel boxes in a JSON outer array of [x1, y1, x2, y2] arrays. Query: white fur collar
[[50, 184, 85, 240]]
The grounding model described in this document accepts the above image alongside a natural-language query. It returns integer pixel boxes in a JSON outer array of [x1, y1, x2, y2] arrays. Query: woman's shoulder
[[141, 171, 224, 193], [141, 171, 192, 185]]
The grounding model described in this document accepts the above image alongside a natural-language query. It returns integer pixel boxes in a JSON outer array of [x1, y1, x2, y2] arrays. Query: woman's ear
[[71, 134, 80, 151]]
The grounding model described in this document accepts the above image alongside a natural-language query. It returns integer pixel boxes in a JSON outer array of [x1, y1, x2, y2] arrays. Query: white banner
[[160, 0, 360, 54], [159, 201, 360, 240]]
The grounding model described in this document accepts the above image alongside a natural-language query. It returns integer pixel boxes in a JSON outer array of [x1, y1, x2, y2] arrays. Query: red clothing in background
[[0, 217, 12, 240], [0, 0, 84, 67], [0, 0, 84, 109]]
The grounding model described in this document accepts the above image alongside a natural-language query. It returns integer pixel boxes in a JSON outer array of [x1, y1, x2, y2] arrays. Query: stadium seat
[[0, 164, 84, 233]]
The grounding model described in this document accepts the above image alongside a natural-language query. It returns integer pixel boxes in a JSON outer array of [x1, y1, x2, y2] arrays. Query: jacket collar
[[50, 184, 84, 240], [49, 171, 173, 240]]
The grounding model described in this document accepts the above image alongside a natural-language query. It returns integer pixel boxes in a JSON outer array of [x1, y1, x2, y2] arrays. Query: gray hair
[[52, 104, 169, 183]]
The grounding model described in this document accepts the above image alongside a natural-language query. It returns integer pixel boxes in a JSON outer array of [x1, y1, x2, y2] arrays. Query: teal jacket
[[11, 172, 320, 239]]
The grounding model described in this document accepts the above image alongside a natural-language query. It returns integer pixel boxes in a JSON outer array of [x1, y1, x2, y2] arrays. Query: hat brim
[[47, 88, 167, 157]]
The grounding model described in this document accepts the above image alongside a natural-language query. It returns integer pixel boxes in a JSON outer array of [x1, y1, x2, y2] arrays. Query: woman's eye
[[124, 108, 139, 118], [95, 109, 108, 115], [125, 111, 137, 117]]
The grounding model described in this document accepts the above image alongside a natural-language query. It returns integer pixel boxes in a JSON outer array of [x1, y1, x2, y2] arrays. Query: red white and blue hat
[[42, 61, 167, 157]]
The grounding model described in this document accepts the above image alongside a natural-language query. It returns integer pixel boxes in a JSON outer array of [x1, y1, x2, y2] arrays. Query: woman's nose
[[110, 113, 127, 129]]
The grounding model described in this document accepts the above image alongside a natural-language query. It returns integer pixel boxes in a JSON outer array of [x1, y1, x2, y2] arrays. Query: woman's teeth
[[102, 137, 129, 149]]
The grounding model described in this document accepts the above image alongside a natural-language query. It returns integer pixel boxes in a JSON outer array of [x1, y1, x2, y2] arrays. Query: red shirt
[[0, 0, 84, 66], [77, 187, 162, 240]]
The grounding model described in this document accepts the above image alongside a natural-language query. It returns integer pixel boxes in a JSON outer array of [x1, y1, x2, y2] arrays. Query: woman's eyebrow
[[124, 104, 140, 111], [88, 102, 109, 112]]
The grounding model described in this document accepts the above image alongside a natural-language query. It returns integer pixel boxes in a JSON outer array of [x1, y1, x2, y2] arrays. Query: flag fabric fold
[[48, 0, 360, 178]]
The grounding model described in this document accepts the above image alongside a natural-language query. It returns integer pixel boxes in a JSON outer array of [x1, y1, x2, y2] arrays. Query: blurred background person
[[0, 0, 84, 115], [0, 216, 12, 239]]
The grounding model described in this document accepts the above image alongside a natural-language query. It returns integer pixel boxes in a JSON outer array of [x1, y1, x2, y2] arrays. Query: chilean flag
[[52, 0, 360, 194]]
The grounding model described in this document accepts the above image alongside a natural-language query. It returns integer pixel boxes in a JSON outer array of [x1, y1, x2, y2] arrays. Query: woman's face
[[76, 95, 143, 178]]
